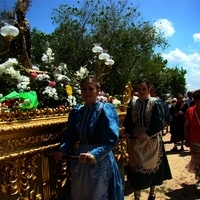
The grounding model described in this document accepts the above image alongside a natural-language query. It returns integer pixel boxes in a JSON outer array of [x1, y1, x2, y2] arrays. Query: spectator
[[184, 89, 200, 186], [185, 91, 194, 107], [123, 78, 172, 200], [170, 93, 188, 151]]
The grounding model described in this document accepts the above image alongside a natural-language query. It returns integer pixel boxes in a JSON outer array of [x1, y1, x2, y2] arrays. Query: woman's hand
[[178, 111, 183, 115], [78, 153, 92, 163]]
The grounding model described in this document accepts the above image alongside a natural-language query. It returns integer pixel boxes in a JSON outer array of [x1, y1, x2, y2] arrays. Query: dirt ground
[[124, 131, 200, 200]]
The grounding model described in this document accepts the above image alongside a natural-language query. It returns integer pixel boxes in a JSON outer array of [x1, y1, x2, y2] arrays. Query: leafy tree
[[50, 0, 172, 96], [30, 28, 53, 69], [166, 66, 187, 97]]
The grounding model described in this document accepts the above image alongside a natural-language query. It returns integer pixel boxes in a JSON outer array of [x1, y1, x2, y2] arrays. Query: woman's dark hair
[[193, 89, 200, 100], [80, 75, 101, 89], [137, 78, 151, 89]]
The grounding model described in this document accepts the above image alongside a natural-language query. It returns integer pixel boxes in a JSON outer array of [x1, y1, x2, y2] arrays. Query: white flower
[[42, 86, 58, 100], [0, 58, 30, 86], [18, 75, 30, 83], [41, 54, 48, 62], [46, 48, 53, 56], [32, 65, 39, 70], [17, 81, 30, 91], [112, 98, 121, 106], [97, 96, 108, 102], [54, 74, 70, 82], [41, 48, 55, 63], [58, 63, 67, 71], [37, 74, 50, 81], [67, 95, 76, 106], [75, 66, 89, 79]]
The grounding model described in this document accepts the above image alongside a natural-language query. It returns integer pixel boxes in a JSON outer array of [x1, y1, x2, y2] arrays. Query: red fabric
[[185, 106, 200, 143]]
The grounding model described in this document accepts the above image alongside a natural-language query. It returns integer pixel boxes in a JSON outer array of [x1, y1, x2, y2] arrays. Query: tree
[[49, 0, 173, 96], [30, 28, 53, 69], [166, 66, 187, 97]]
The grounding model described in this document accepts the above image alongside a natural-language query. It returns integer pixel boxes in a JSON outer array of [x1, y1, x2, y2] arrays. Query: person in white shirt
[[185, 91, 193, 107]]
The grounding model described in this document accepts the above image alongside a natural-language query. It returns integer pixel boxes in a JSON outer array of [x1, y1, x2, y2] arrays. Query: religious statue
[[0, 0, 32, 69]]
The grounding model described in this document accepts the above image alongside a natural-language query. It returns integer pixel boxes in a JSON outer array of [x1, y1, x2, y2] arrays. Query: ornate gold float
[[0, 107, 127, 199], [0, 107, 70, 200]]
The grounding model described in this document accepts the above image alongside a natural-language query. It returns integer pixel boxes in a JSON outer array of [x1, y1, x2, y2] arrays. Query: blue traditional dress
[[123, 97, 172, 190], [59, 101, 124, 200]]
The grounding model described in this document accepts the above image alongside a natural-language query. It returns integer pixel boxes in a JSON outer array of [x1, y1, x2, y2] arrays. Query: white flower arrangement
[[0, 52, 73, 107], [0, 58, 30, 87], [0, 47, 120, 110]]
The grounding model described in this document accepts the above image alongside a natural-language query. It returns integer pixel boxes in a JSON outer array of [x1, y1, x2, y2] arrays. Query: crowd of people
[[53, 75, 200, 200]]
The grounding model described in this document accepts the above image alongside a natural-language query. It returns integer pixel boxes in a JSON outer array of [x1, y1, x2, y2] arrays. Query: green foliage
[[23, 0, 188, 98], [31, 28, 53, 67], [166, 66, 187, 97]]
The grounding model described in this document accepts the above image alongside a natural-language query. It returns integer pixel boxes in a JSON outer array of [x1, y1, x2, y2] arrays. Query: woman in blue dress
[[54, 75, 124, 200], [123, 78, 172, 200]]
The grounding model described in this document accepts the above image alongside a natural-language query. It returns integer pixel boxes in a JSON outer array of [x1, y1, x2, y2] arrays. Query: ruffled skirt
[[186, 143, 200, 180]]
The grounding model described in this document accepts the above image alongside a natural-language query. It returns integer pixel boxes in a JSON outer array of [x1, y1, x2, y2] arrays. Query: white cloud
[[153, 19, 175, 38], [193, 33, 200, 43], [162, 48, 200, 91]]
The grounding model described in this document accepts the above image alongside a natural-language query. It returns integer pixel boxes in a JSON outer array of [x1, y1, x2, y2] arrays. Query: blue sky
[[14, 0, 200, 91]]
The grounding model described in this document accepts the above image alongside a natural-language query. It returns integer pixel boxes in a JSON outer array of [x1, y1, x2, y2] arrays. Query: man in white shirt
[[185, 91, 193, 107]]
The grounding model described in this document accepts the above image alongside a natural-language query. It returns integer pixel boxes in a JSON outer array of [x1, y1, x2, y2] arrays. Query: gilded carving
[[0, 155, 39, 195], [50, 158, 69, 200], [0, 107, 71, 122], [122, 82, 133, 105], [0, 133, 60, 150], [14, 190, 42, 200], [41, 155, 50, 200], [114, 127, 129, 163]]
